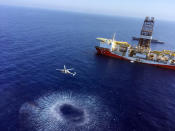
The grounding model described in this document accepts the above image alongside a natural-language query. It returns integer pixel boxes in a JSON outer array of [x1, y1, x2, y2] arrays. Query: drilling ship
[[95, 17, 175, 70]]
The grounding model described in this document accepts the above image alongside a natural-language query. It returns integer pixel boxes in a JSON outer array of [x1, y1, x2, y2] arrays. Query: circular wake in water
[[19, 92, 111, 131]]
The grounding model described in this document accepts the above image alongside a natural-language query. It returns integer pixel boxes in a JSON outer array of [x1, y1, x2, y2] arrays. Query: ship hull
[[95, 46, 175, 70], [95, 46, 129, 60]]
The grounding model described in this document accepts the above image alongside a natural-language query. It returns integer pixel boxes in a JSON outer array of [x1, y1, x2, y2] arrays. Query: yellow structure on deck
[[96, 38, 130, 47], [96, 37, 175, 60]]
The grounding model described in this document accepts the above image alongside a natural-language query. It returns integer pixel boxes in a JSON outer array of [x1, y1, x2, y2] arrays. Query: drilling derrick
[[95, 17, 175, 70], [138, 17, 154, 49]]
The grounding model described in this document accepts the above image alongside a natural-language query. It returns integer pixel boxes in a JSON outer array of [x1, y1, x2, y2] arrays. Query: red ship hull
[[95, 46, 175, 70]]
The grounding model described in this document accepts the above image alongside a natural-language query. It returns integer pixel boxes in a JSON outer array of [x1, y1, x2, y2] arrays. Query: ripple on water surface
[[19, 92, 112, 131]]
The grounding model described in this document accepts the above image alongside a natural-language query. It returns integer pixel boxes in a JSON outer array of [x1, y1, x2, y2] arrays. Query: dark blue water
[[1, 5, 175, 131]]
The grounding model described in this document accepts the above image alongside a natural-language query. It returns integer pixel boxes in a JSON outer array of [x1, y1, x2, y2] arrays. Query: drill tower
[[138, 17, 155, 49]]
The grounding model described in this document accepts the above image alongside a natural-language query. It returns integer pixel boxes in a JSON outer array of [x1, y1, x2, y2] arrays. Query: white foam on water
[[19, 92, 111, 131]]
